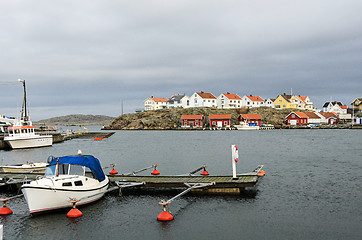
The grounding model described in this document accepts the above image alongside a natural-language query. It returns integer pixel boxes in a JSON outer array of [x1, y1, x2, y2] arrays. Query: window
[[74, 180, 83, 186], [62, 182, 72, 186]]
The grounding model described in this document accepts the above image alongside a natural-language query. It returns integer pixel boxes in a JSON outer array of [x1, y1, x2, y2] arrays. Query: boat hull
[[21, 178, 109, 214], [4, 135, 53, 149], [0, 163, 47, 173]]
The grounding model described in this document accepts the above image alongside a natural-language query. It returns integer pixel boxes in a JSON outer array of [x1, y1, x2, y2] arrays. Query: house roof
[[303, 112, 320, 119], [223, 93, 242, 100], [209, 114, 231, 120], [246, 95, 264, 102], [279, 94, 292, 102], [197, 91, 216, 99], [149, 97, 168, 102], [238, 114, 262, 120], [319, 112, 338, 118], [296, 95, 308, 103], [289, 112, 309, 118], [181, 115, 203, 120], [168, 94, 185, 102], [340, 105, 348, 109]]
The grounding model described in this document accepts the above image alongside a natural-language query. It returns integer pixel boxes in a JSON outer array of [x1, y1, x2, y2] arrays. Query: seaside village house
[[181, 115, 204, 128], [264, 98, 275, 108], [240, 95, 265, 108], [351, 98, 362, 113], [317, 112, 339, 124], [144, 97, 168, 111], [274, 93, 315, 110], [168, 94, 190, 108], [209, 114, 231, 128], [237, 114, 262, 126], [189, 91, 217, 108], [322, 101, 348, 115], [216, 93, 242, 109], [285, 112, 309, 125]]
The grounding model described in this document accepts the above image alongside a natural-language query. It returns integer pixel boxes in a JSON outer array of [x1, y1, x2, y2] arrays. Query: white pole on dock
[[232, 145, 239, 179]]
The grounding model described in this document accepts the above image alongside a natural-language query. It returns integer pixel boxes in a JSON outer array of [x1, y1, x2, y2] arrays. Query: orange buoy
[[157, 210, 174, 221], [151, 165, 160, 175], [201, 170, 209, 176], [67, 208, 83, 218], [94, 137, 104, 141], [67, 200, 82, 218], [109, 168, 118, 174], [258, 169, 266, 176], [0, 199, 12, 215], [151, 169, 160, 175], [157, 202, 173, 221]]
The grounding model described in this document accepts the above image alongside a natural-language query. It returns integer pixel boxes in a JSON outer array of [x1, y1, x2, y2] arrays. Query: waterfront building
[[144, 97, 168, 111], [303, 112, 321, 124], [189, 91, 217, 108], [181, 115, 204, 128], [240, 95, 265, 108], [209, 114, 231, 128], [237, 114, 262, 126], [285, 112, 308, 125], [216, 93, 242, 109], [317, 112, 339, 124]]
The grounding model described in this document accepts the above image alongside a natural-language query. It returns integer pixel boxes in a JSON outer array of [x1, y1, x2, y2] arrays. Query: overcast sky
[[1, 0, 361, 120]]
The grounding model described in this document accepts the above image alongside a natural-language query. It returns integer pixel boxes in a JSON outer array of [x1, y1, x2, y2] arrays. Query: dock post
[[232, 145, 239, 179]]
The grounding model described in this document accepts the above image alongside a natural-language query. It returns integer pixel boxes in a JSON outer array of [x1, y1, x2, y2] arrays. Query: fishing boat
[[21, 154, 109, 214], [4, 125, 53, 149], [0, 162, 47, 173]]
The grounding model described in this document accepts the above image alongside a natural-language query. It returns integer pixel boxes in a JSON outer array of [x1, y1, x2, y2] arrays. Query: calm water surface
[[0, 128, 361, 240]]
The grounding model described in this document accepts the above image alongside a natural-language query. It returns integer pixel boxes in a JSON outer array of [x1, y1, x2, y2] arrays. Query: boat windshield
[[45, 164, 91, 177]]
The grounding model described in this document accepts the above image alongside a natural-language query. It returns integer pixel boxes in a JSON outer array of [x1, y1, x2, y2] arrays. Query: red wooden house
[[209, 114, 231, 127], [285, 112, 308, 125], [181, 115, 204, 128], [237, 114, 262, 126]]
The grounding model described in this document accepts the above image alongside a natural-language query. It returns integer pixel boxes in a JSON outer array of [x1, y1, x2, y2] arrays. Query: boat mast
[[18, 79, 29, 122]]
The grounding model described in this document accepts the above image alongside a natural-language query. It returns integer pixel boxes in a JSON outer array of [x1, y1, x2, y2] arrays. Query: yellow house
[[351, 98, 362, 112], [274, 94, 292, 109]]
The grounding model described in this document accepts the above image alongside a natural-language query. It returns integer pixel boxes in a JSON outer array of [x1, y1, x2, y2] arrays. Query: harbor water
[[0, 128, 361, 239]]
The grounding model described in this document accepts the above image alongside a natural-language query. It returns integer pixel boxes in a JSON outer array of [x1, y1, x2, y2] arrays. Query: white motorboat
[[21, 154, 109, 214], [235, 121, 260, 130], [0, 162, 47, 173], [4, 125, 53, 149]]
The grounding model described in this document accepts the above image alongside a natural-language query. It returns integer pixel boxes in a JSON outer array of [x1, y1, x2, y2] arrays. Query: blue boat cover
[[48, 155, 106, 182]]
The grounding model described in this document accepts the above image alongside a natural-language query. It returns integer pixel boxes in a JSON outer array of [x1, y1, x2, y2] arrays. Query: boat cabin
[[7, 126, 35, 137]]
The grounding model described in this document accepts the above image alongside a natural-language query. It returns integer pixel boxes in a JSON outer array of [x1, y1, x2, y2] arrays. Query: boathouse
[[209, 114, 231, 128], [285, 112, 308, 125], [317, 112, 339, 124], [237, 114, 262, 126], [181, 115, 204, 128]]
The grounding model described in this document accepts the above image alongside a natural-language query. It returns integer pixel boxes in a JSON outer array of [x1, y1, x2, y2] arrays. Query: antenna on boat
[[18, 79, 29, 123]]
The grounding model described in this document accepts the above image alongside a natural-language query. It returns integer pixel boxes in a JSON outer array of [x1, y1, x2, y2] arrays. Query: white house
[[240, 95, 265, 108], [217, 93, 242, 109], [144, 97, 168, 111], [189, 91, 217, 108], [322, 101, 347, 114], [264, 98, 275, 108], [168, 94, 190, 108]]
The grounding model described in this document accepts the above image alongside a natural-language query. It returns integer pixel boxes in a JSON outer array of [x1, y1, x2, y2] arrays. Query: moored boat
[[4, 125, 53, 149], [21, 154, 109, 214], [0, 162, 47, 173]]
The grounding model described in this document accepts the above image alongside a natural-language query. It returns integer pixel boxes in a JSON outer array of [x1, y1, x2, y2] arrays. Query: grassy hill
[[35, 114, 115, 126], [105, 107, 296, 130]]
